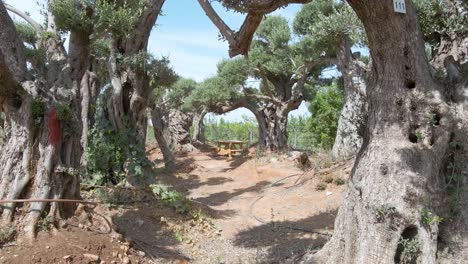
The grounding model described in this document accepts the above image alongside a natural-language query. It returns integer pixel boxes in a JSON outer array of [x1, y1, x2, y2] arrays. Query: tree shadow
[[195, 181, 271, 206], [233, 209, 338, 263], [112, 206, 190, 262]]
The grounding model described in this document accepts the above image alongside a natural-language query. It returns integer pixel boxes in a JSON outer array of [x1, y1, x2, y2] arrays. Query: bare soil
[[0, 145, 352, 264]]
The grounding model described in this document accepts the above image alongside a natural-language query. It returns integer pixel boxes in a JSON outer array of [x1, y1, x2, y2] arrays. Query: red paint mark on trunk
[[48, 108, 61, 148]]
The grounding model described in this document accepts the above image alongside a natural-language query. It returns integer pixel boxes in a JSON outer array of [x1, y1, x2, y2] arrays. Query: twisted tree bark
[[301, 1, 460, 263], [0, 2, 89, 240], [331, 36, 368, 160], [192, 106, 207, 144]]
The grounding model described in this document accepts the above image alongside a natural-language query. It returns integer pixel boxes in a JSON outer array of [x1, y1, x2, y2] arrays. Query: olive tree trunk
[[302, 1, 453, 263], [162, 109, 196, 152], [150, 106, 175, 167], [331, 36, 368, 160], [0, 3, 87, 240], [252, 102, 293, 151], [192, 107, 207, 144]]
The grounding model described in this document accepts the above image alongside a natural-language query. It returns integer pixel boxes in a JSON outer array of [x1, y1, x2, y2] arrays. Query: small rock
[[326, 191, 333, 196], [111, 252, 118, 257], [83, 253, 100, 262], [122, 256, 130, 264], [45, 246, 50, 249], [136, 219, 144, 227], [120, 245, 129, 254], [137, 251, 145, 257], [63, 255, 72, 260], [78, 224, 84, 229]]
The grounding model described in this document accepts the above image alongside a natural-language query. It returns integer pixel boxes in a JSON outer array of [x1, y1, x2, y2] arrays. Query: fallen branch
[[0, 199, 98, 205]]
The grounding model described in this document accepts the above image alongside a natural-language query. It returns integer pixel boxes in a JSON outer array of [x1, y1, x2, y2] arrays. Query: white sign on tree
[[393, 0, 406, 14]]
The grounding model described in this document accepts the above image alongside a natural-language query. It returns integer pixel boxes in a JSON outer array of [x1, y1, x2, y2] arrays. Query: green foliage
[[37, 216, 55, 232], [86, 113, 152, 185], [217, 57, 250, 87], [56, 104, 73, 122], [288, 115, 309, 149], [315, 182, 327, 191], [14, 21, 37, 45], [203, 115, 258, 144], [0, 225, 16, 244], [150, 184, 192, 214], [415, 131, 424, 141], [375, 205, 397, 222], [31, 98, 45, 124], [50, 0, 95, 32], [304, 85, 344, 150], [162, 78, 196, 109], [294, 0, 365, 56], [95, 0, 147, 38], [333, 178, 345, 185], [414, 0, 468, 47], [397, 237, 420, 263], [250, 16, 296, 77], [421, 208, 443, 225], [323, 175, 334, 184]]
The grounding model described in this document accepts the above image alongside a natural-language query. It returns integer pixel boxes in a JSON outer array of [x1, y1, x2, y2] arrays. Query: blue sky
[[6, 0, 311, 121]]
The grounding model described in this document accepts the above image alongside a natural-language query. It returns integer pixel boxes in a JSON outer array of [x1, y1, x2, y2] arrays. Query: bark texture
[[162, 110, 196, 153], [150, 106, 175, 167], [191, 107, 207, 144], [331, 36, 368, 160], [0, 2, 86, 239], [302, 1, 452, 263]]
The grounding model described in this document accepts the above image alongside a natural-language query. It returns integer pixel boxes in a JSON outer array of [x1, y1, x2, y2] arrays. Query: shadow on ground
[[195, 180, 271, 206], [112, 205, 189, 262], [233, 209, 338, 263]]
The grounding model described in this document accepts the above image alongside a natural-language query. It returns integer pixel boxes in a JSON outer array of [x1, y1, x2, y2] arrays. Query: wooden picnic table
[[216, 140, 246, 158]]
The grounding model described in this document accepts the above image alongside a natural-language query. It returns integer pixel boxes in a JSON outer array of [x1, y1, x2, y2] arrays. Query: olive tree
[[203, 0, 468, 262]]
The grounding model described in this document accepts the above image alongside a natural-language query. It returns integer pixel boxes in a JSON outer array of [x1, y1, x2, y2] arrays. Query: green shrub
[[150, 184, 192, 214], [333, 178, 345, 185], [304, 85, 344, 150], [421, 208, 443, 225], [85, 113, 153, 186], [315, 183, 327, 191], [0, 225, 16, 244], [323, 175, 334, 184]]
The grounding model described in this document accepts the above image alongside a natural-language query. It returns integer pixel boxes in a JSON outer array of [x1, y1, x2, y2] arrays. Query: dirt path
[[0, 149, 352, 264], [152, 150, 351, 263]]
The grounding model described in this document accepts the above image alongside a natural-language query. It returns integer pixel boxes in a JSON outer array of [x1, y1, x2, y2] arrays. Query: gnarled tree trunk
[[0, 3, 86, 240], [303, 1, 453, 263], [150, 106, 175, 167], [251, 102, 292, 151], [163, 109, 196, 152], [192, 106, 207, 144], [332, 36, 368, 160]]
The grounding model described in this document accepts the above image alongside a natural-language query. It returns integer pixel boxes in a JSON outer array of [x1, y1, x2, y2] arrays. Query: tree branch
[[197, 0, 236, 44], [126, 0, 166, 52], [0, 2, 29, 96], [4, 3, 43, 32], [222, 0, 311, 13], [198, 0, 264, 57], [255, 64, 275, 98]]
